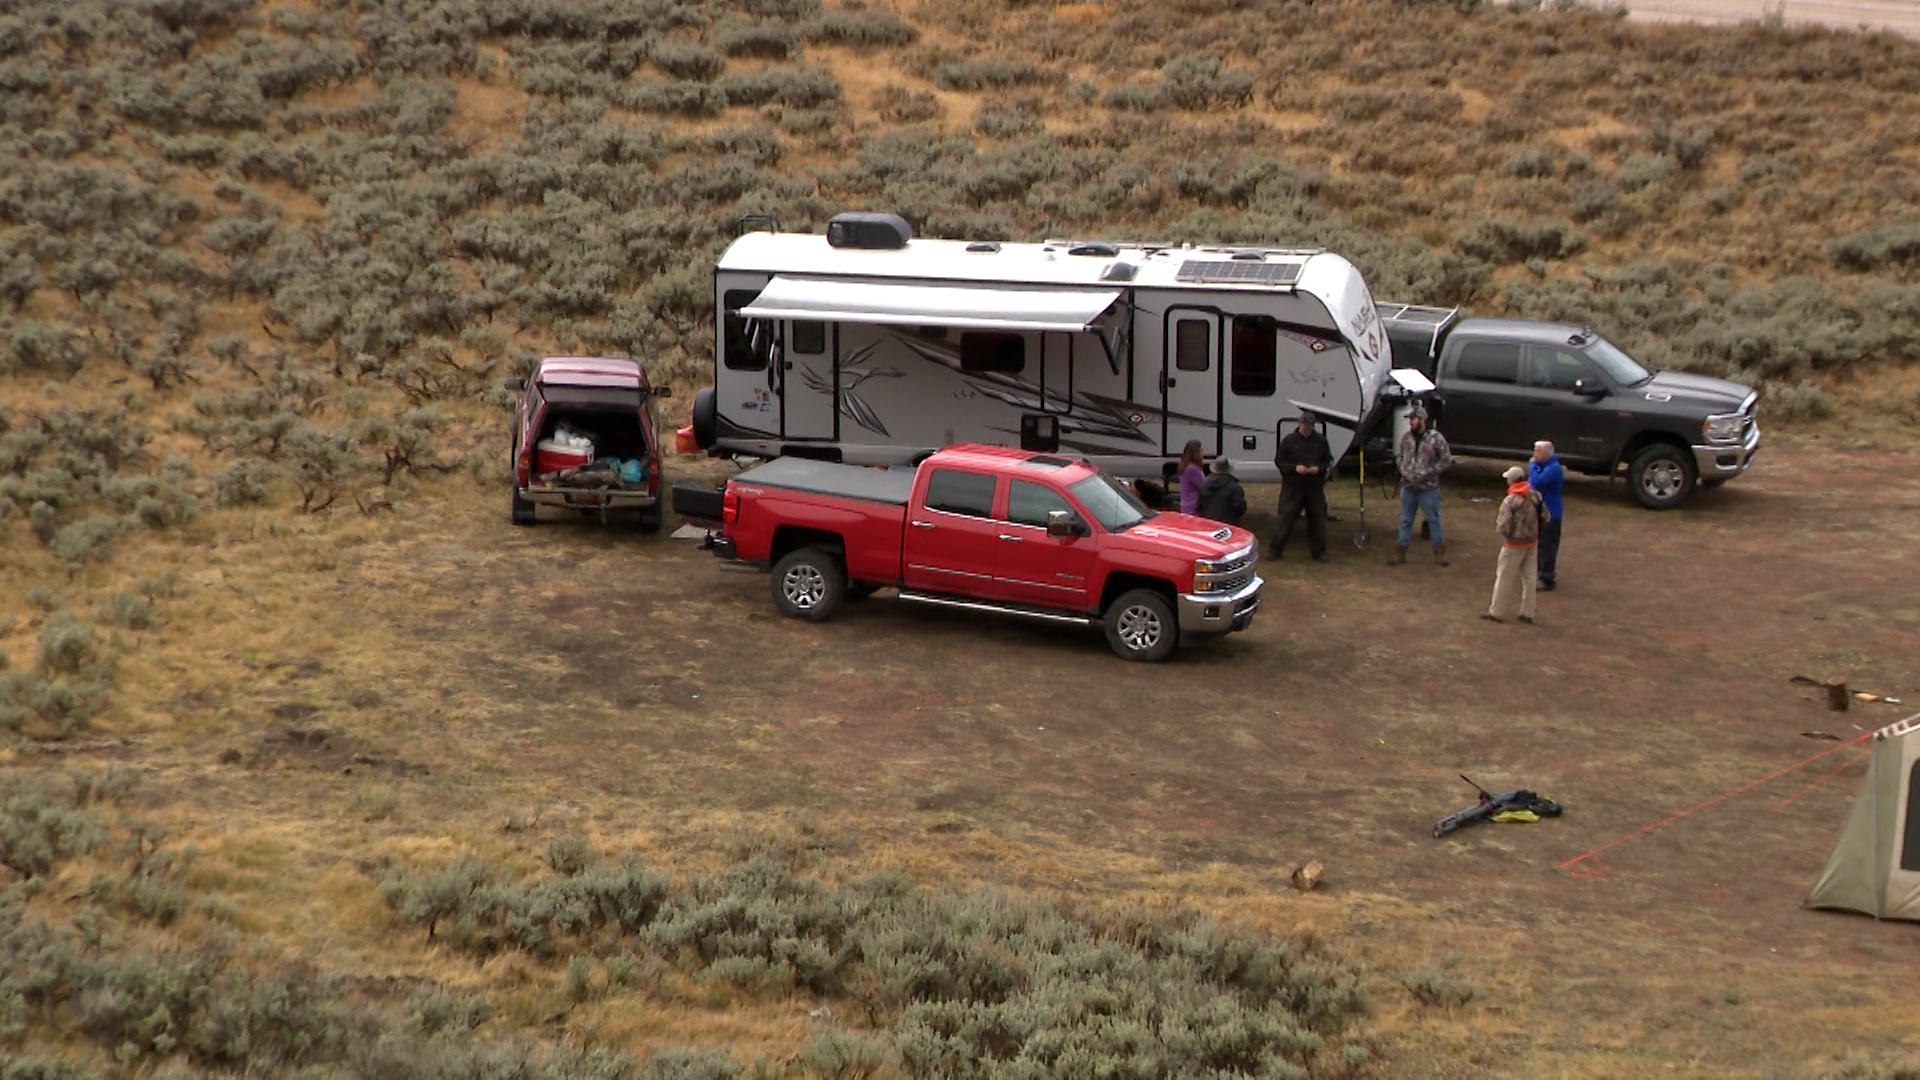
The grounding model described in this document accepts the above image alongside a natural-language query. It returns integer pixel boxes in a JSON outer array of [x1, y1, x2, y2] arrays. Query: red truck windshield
[[1069, 473, 1155, 532]]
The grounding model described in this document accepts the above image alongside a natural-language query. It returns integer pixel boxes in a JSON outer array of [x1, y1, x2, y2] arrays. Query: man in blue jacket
[[1528, 440, 1564, 591]]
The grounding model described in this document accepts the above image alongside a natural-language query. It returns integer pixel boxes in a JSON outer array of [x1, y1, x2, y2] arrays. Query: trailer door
[[779, 319, 837, 441], [1162, 313, 1221, 455]]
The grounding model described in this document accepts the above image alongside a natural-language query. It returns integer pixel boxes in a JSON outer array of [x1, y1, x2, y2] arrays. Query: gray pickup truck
[[1378, 305, 1760, 509]]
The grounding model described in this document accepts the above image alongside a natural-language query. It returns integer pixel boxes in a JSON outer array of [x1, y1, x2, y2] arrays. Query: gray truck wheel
[[1628, 444, 1695, 510], [634, 503, 662, 533], [510, 485, 536, 526], [771, 548, 844, 622], [1103, 589, 1177, 662]]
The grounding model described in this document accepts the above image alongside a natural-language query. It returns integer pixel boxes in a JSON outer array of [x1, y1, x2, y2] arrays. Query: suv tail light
[[722, 488, 739, 525]]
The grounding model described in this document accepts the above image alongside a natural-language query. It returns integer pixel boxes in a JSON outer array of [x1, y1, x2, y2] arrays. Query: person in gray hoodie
[[1196, 456, 1248, 525]]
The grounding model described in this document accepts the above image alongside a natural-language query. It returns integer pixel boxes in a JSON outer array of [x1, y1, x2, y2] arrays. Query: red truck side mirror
[[503, 377, 525, 391], [652, 385, 673, 399], [1046, 510, 1088, 538]]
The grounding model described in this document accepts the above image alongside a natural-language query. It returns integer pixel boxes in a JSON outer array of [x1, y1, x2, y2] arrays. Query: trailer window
[[1175, 320, 1211, 372], [960, 332, 1025, 374], [1455, 341, 1521, 384], [1229, 317, 1276, 397], [1005, 480, 1074, 528], [925, 469, 997, 518], [723, 289, 770, 372], [790, 320, 826, 356]]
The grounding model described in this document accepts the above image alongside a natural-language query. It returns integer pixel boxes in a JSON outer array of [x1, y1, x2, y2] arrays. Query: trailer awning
[[737, 276, 1124, 333]]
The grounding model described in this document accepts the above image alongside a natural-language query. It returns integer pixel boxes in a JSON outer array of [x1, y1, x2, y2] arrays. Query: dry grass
[[4, 0, 1920, 1074]]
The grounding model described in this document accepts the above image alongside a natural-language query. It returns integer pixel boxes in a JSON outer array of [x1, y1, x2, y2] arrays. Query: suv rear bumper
[[520, 488, 659, 510], [1177, 576, 1263, 635], [1691, 424, 1761, 479]]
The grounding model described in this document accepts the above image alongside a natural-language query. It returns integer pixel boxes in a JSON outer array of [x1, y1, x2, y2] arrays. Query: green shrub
[[873, 86, 940, 123], [624, 80, 730, 116], [1830, 223, 1920, 274], [566, 956, 595, 1002], [1161, 55, 1254, 110], [214, 457, 277, 506], [974, 100, 1042, 139], [714, 67, 840, 109], [1614, 152, 1679, 193], [1502, 145, 1558, 178], [39, 614, 100, 675], [404, 986, 494, 1035], [803, 11, 917, 47], [1101, 83, 1169, 112], [1455, 219, 1585, 264], [0, 783, 105, 878], [49, 514, 135, 566], [934, 59, 1052, 92], [649, 41, 725, 81], [547, 835, 596, 876], [376, 852, 1372, 1070], [713, 21, 796, 59], [1402, 964, 1474, 1009]]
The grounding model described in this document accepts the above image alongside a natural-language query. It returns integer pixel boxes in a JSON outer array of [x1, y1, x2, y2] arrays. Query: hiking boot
[[1538, 579, 1556, 592], [1480, 612, 1502, 623], [1264, 546, 1283, 561], [1313, 551, 1331, 563], [1518, 615, 1535, 624], [1433, 542, 1449, 567], [1387, 545, 1407, 565]]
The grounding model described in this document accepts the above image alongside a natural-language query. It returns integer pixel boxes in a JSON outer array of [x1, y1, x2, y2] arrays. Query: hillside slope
[[3, 0, 1920, 1076]]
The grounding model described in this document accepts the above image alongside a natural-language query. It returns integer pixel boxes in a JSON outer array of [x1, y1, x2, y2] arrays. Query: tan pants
[[1489, 545, 1538, 620]]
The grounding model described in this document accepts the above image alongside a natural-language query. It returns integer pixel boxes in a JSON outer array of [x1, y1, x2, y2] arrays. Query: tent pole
[[1870, 746, 1882, 922]]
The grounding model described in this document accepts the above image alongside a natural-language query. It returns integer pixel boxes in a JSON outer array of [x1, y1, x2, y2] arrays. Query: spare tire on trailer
[[691, 387, 718, 450]]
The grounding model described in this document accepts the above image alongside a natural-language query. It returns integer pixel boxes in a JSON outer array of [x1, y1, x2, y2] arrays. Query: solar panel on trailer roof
[[1173, 259, 1304, 286]]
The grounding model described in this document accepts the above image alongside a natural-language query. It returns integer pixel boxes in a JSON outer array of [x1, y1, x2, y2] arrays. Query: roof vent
[[1229, 249, 1264, 261], [826, 212, 912, 250], [966, 241, 1002, 253], [1100, 262, 1138, 282], [1067, 241, 1120, 257]]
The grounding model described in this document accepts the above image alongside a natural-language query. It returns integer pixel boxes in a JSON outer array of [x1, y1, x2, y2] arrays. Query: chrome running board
[[897, 591, 1094, 626]]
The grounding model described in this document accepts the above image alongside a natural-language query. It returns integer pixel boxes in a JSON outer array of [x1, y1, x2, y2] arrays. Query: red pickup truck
[[689, 445, 1263, 661]]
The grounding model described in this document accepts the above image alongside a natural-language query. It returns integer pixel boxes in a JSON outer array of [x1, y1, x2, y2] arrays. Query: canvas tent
[[1806, 715, 1920, 921]]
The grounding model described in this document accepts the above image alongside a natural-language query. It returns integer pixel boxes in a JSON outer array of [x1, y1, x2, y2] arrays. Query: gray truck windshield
[[1069, 473, 1154, 532], [1585, 338, 1652, 386]]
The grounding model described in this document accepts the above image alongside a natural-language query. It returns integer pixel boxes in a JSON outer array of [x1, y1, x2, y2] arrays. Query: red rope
[[1771, 743, 1875, 811], [1558, 730, 1874, 878]]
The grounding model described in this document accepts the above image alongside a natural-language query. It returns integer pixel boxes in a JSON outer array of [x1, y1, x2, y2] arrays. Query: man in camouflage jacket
[[1390, 404, 1454, 566]]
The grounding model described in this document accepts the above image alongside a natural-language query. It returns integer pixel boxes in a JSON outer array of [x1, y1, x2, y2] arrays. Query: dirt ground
[[55, 430, 1920, 1076]]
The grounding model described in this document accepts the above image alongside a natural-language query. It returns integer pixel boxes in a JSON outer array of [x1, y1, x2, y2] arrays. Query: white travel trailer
[[688, 213, 1391, 482]]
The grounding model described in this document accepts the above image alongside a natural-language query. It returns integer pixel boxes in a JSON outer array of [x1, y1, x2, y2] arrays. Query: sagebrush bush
[[0, 781, 106, 878], [378, 852, 1373, 1072]]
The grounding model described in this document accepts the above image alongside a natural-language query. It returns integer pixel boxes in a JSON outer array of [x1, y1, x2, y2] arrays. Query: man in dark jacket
[[1197, 456, 1248, 524], [1267, 411, 1332, 562], [1528, 440, 1565, 591]]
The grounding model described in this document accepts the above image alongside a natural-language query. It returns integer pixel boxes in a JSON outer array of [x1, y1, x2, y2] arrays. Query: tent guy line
[[1559, 715, 1919, 880]]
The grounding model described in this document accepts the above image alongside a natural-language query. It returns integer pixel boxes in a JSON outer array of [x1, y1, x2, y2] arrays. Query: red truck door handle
[[998, 534, 1023, 543], [911, 520, 934, 529]]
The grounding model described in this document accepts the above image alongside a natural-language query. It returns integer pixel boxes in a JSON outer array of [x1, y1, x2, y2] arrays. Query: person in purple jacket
[[1528, 440, 1565, 591], [1177, 440, 1206, 515]]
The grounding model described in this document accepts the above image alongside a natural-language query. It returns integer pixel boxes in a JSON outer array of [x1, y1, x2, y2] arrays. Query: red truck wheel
[[1104, 589, 1177, 662], [771, 548, 845, 622]]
